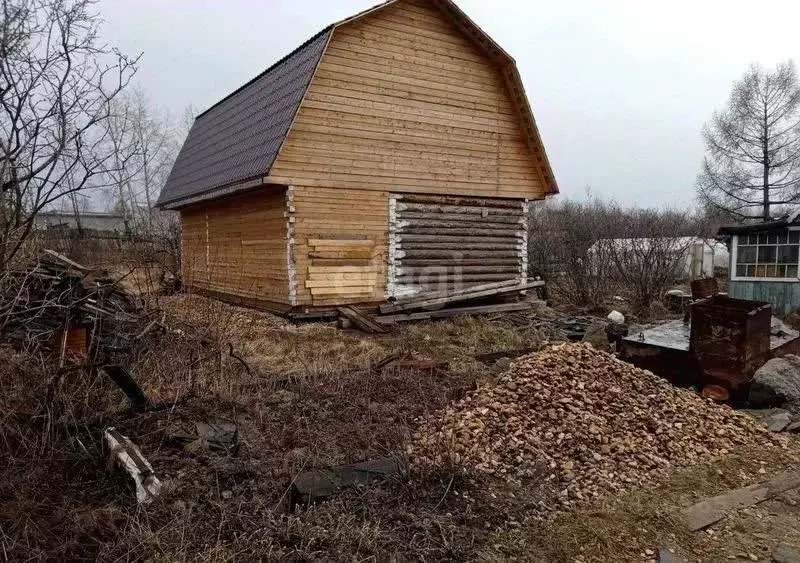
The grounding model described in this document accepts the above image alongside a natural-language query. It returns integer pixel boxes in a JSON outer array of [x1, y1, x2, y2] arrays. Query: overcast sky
[[97, 0, 800, 207]]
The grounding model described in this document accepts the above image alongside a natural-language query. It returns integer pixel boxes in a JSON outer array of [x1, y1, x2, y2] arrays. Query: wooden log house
[[156, 0, 558, 313]]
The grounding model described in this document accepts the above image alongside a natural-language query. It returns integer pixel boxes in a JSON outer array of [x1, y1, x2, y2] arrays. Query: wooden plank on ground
[[380, 280, 544, 314], [383, 279, 521, 310], [376, 302, 533, 324], [682, 471, 800, 531], [338, 306, 388, 334]]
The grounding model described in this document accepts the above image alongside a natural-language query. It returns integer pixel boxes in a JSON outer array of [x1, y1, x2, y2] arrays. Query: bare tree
[[0, 0, 139, 270], [530, 198, 710, 310], [131, 90, 178, 219], [698, 61, 800, 221]]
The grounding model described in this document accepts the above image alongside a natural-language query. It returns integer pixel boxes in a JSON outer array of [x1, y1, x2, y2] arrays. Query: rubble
[[408, 343, 773, 511]]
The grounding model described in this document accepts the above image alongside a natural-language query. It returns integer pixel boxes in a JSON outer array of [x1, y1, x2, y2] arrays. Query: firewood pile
[[408, 343, 774, 512], [0, 250, 151, 361]]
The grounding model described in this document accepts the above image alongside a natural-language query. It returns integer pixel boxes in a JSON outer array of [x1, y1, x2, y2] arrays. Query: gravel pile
[[408, 343, 774, 508]]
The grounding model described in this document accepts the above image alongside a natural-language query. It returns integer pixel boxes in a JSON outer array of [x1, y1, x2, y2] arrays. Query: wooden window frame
[[731, 231, 800, 283]]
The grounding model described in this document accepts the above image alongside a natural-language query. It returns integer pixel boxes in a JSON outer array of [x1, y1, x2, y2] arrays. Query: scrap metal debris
[[408, 343, 773, 514], [104, 427, 162, 504]]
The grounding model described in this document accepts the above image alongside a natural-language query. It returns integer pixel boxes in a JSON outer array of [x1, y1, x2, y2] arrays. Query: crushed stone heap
[[408, 343, 774, 508]]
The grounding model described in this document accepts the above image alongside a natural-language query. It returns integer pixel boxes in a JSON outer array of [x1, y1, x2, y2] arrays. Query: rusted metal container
[[689, 296, 772, 392], [690, 277, 719, 300]]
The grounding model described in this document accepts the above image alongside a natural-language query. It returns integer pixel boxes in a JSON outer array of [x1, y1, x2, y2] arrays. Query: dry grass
[[3, 294, 799, 561], [489, 444, 800, 562], [0, 294, 556, 561]]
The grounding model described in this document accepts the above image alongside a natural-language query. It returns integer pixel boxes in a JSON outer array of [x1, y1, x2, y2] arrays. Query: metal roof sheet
[[157, 28, 331, 209]]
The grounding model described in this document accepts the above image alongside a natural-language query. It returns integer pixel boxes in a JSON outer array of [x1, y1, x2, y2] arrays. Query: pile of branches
[[0, 250, 153, 363]]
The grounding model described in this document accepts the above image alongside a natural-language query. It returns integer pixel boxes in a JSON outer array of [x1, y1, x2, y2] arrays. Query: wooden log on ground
[[380, 280, 544, 314], [384, 279, 521, 309], [376, 302, 534, 324], [337, 306, 388, 334]]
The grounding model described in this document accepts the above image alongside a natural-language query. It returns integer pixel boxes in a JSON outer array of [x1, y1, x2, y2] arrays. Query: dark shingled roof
[[157, 28, 331, 209]]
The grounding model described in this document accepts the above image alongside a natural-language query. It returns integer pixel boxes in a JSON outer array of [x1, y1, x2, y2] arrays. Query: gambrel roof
[[157, 0, 558, 210]]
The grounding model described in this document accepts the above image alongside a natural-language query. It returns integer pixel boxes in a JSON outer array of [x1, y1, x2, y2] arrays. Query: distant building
[[588, 237, 729, 280], [718, 212, 800, 314], [37, 211, 126, 234]]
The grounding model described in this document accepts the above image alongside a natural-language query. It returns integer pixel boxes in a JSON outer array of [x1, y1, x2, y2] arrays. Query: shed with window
[[718, 214, 800, 314]]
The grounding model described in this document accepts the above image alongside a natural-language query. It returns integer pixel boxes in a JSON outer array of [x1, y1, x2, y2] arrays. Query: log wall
[[180, 188, 291, 310], [388, 193, 527, 297]]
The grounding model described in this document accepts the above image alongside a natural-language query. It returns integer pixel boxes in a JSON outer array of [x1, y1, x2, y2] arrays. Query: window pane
[[738, 246, 757, 263], [758, 245, 777, 263], [747, 265, 756, 276], [756, 265, 768, 276], [790, 231, 800, 244], [751, 234, 760, 244], [768, 234, 778, 244], [777, 265, 787, 277], [788, 265, 799, 278], [766, 264, 778, 277], [758, 234, 768, 244], [736, 264, 748, 277], [778, 233, 788, 244], [778, 245, 799, 264]]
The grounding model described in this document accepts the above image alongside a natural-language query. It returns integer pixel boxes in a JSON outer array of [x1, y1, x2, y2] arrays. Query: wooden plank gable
[[270, 0, 550, 201]]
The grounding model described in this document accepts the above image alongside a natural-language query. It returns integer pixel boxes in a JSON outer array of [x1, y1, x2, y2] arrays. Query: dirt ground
[[2, 294, 800, 561]]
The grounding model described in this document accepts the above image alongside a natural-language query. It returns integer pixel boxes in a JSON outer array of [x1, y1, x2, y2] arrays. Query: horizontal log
[[398, 242, 522, 251], [396, 265, 520, 275], [397, 219, 523, 231], [397, 258, 521, 267], [398, 212, 524, 224], [397, 228, 526, 237], [398, 250, 521, 259], [400, 274, 518, 283], [397, 202, 524, 216], [396, 193, 524, 209], [396, 234, 524, 244]]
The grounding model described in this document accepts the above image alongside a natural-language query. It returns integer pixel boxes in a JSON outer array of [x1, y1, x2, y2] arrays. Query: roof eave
[[157, 177, 289, 211]]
